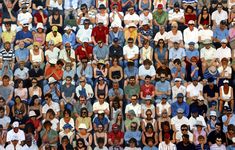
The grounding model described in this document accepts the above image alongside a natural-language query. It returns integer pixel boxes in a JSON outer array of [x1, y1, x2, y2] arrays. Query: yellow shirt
[[1, 31, 16, 43], [46, 32, 62, 45]]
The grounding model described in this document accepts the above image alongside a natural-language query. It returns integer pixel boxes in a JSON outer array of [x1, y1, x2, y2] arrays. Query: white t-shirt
[[176, 131, 193, 142], [171, 116, 189, 131], [198, 29, 213, 41], [17, 12, 32, 25], [123, 45, 139, 59], [183, 27, 199, 44], [188, 115, 207, 131], [125, 103, 141, 117], [93, 101, 110, 112], [138, 65, 156, 77], [96, 13, 109, 25], [186, 83, 203, 97], [168, 9, 184, 21], [156, 102, 171, 115], [167, 30, 183, 42], [45, 48, 60, 62], [109, 11, 124, 28], [124, 13, 140, 26], [139, 13, 153, 25], [212, 10, 228, 26], [154, 31, 168, 42], [42, 101, 60, 114], [6, 129, 25, 143], [76, 27, 92, 43], [200, 47, 217, 60], [172, 85, 186, 102], [216, 47, 231, 62], [59, 49, 75, 63]]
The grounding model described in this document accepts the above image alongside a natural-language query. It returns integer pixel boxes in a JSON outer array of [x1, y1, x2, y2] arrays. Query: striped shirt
[[0, 49, 15, 61]]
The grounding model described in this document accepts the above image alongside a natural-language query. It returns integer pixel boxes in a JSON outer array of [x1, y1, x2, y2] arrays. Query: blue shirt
[[222, 114, 235, 132], [93, 116, 109, 127], [15, 48, 29, 62], [43, 83, 60, 101], [62, 32, 76, 48], [171, 66, 186, 78], [15, 30, 33, 47], [124, 67, 138, 78], [186, 49, 199, 60], [155, 80, 171, 93], [171, 101, 189, 117], [124, 131, 142, 144], [213, 27, 229, 41], [143, 146, 158, 150], [109, 31, 125, 46]]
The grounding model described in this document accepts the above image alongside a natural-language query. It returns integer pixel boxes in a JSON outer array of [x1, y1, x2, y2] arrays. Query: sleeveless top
[[77, 133, 91, 146], [52, 15, 60, 25], [30, 49, 43, 63], [155, 47, 167, 62], [221, 86, 232, 101], [144, 132, 155, 144], [111, 70, 121, 79], [200, 14, 210, 25], [97, 84, 107, 96]]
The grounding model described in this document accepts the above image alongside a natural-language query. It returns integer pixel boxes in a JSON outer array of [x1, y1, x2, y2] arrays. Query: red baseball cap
[[157, 4, 163, 9]]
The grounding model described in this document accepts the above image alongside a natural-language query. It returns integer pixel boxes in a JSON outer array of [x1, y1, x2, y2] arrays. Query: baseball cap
[[157, 4, 163, 9], [113, 38, 119, 42], [221, 39, 228, 43], [177, 93, 184, 98], [52, 26, 58, 32], [177, 108, 184, 113], [13, 121, 19, 128]]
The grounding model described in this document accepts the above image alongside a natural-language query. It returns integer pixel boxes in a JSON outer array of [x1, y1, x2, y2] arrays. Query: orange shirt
[[45, 66, 63, 81]]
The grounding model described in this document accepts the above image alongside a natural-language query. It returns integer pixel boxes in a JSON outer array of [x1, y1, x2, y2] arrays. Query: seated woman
[[154, 39, 168, 69], [59, 109, 74, 132], [141, 123, 158, 147], [33, 23, 46, 48], [158, 121, 174, 143], [184, 5, 197, 26], [48, 8, 63, 32], [219, 80, 234, 112], [28, 95, 42, 120], [94, 124, 107, 147], [14, 79, 28, 104], [193, 121, 207, 145], [42, 109, 59, 131], [139, 40, 153, 65], [75, 107, 92, 132], [109, 110, 125, 132], [109, 58, 123, 84], [94, 76, 108, 100], [141, 109, 157, 132], [28, 78, 42, 100], [11, 96, 27, 118], [93, 60, 108, 81], [217, 58, 232, 87], [197, 6, 211, 28], [29, 42, 44, 69], [141, 99, 155, 119], [96, 4, 109, 27], [167, 22, 184, 48]]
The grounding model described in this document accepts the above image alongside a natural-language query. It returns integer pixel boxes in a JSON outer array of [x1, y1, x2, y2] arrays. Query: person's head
[[98, 94, 105, 103], [201, 6, 208, 14], [191, 107, 199, 118], [79, 76, 87, 88], [228, 124, 235, 135], [215, 122, 222, 133], [77, 138, 86, 148], [129, 138, 137, 148], [145, 109, 152, 119], [223, 79, 229, 87], [161, 109, 168, 117], [112, 123, 120, 133], [97, 111, 105, 119], [174, 78, 182, 87], [177, 108, 184, 119], [79, 95, 86, 105], [65, 76, 72, 85], [143, 59, 152, 70], [14, 96, 21, 104], [78, 123, 87, 135], [80, 107, 88, 117], [98, 76, 105, 84], [0, 106, 5, 118], [80, 3, 88, 12], [221, 57, 228, 66], [144, 75, 151, 84], [176, 93, 184, 103], [164, 133, 171, 144], [97, 124, 104, 132], [186, 5, 194, 13], [127, 38, 134, 47], [4, 42, 11, 51], [129, 76, 136, 85], [112, 82, 119, 89], [2, 75, 10, 86], [173, 2, 180, 12], [112, 57, 119, 66], [5, 22, 11, 31], [46, 109, 55, 119], [61, 136, 69, 146], [160, 72, 166, 82], [215, 137, 223, 146], [43, 120, 52, 130], [145, 123, 154, 133], [63, 109, 71, 118], [143, 39, 150, 48], [198, 135, 205, 144], [98, 4, 106, 13], [52, 26, 58, 36], [192, 77, 199, 86], [171, 22, 178, 31], [157, 39, 165, 48], [97, 137, 105, 148], [182, 134, 190, 144], [65, 42, 71, 51], [221, 39, 228, 48], [157, 4, 163, 13], [162, 121, 170, 131], [217, 3, 223, 12], [56, 59, 64, 69], [25, 134, 32, 146], [17, 79, 24, 88], [131, 95, 138, 105], [128, 6, 135, 14], [44, 93, 52, 103], [181, 124, 188, 134], [130, 122, 138, 131], [220, 20, 227, 29], [83, 19, 90, 29], [146, 138, 154, 147]]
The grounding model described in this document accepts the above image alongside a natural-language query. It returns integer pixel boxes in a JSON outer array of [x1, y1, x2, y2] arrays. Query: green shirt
[[124, 85, 140, 99], [153, 11, 168, 25], [40, 129, 58, 146]]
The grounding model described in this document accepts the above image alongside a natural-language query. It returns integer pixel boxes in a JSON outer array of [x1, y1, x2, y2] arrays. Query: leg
[[219, 100, 224, 113]]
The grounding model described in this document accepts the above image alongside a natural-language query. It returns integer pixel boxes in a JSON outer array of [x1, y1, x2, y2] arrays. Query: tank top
[[144, 132, 155, 144], [97, 84, 107, 96], [52, 15, 60, 25], [221, 86, 232, 101], [200, 14, 210, 25], [30, 49, 43, 63]]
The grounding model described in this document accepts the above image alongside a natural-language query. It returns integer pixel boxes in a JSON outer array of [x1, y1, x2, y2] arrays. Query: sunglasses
[[181, 129, 187, 131]]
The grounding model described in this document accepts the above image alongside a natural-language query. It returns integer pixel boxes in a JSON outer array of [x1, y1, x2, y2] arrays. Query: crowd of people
[[0, 0, 235, 149]]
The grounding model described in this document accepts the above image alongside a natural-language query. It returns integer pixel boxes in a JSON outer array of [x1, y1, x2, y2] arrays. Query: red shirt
[[34, 13, 48, 25], [108, 131, 124, 143], [45, 66, 63, 81], [26, 118, 41, 129], [91, 26, 109, 44], [141, 84, 155, 97], [184, 14, 197, 25], [75, 44, 93, 60]]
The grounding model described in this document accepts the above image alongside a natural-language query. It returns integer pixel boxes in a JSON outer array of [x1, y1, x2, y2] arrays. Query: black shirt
[[203, 84, 219, 98], [207, 130, 226, 144], [177, 142, 195, 150], [109, 45, 123, 59], [29, 68, 44, 78], [32, 0, 46, 7]]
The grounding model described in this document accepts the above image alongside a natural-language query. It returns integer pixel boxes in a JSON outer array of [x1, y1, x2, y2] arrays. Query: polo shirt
[[14, 67, 29, 79], [93, 101, 109, 112], [93, 45, 109, 60], [183, 27, 199, 44], [171, 116, 189, 131], [168, 9, 184, 21], [169, 47, 186, 61], [91, 26, 109, 43], [45, 32, 62, 45], [186, 49, 199, 60], [59, 49, 75, 63], [200, 47, 216, 60], [138, 65, 156, 77], [125, 103, 141, 116], [15, 30, 33, 47], [123, 45, 139, 59], [42, 101, 60, 114], [171, 101, 189, 117], [186, 82, 203, 97], [213, 27, 229, 41], [153, 11, 168, 25], [1, 31, 16, 43], [211, 10, 228, 26], [75, 44, 93, 60], [15, 48, 29, 61], [76, 27, 92, 43], [43, 84, 61, 101], [216, 47, 231, 62], [6, 129, 25, 143]]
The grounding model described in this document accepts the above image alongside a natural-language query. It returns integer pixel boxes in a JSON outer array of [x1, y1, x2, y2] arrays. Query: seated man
[[17, 4, 33, 31], [168, 2, 185, 30], [213, 20, 229, 49], [0, 42, 15, 70], [93, 40, 109, 63], [76, 19, 93, 45], [40, 121, 58, 149], [43, 77, 61, 103], [125, 95, 141, 118], [186, 77, 203, 103], [45, 26, 62, 48], [62, 26, 76, 49], [44, 59, 64, 81], [183, 20, 198, 49], [123, 38, 139, 68], [1, 22, 16, 46], [14, 41, 30, 68], [140, 75, 155, 100], [75, 76, 93, 99], [15, 23, 33, 49], [171, 93, 189, 117], [59, 42, 76, 70], [124, 122, 141, 145], [155, 73, 171, 103], [138, 59, 156, 85]]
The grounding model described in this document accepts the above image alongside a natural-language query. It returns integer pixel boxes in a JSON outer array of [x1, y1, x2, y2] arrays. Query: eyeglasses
[[146, 113, 152, 115], [181, 128, 187, 131], [65, 46, 71, 48], [98, 42, 102, 44], [216, 140, 222, 142], [128, 42, 133, 43], [82, 111, 87, 114], [172, 26, 177, 28], [81, 7, 86, 10]]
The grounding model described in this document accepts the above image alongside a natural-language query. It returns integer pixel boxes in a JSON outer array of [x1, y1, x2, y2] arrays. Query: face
[[0, 110, 4, 118], [182, 137, 189, 144], [81, 110, 87, 117], [145, 78, 151, 84], [129, 8, 134, 14], [181, 127, 188, 134], [131, 96, 137, 105], [99, 96, 105, 103], [216, 138, 222, 146], [98, 41, 103, 47], [79, 97, 86, 104], [144, 64, 150, 70], [146, 111, 152, 118], [217, 5, 222, 11], [129, 78, 135, 85], [173, 43, 180, 49], [177, 112, 183, 119], [188, 24, 194, 30], [2, 78, 9, 86], [128, 40, 134, 47], [160, 74, 166, 82], [215, 125, 221, 132], [4, 43, 10, 50], [66, 77, 72, 84]]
